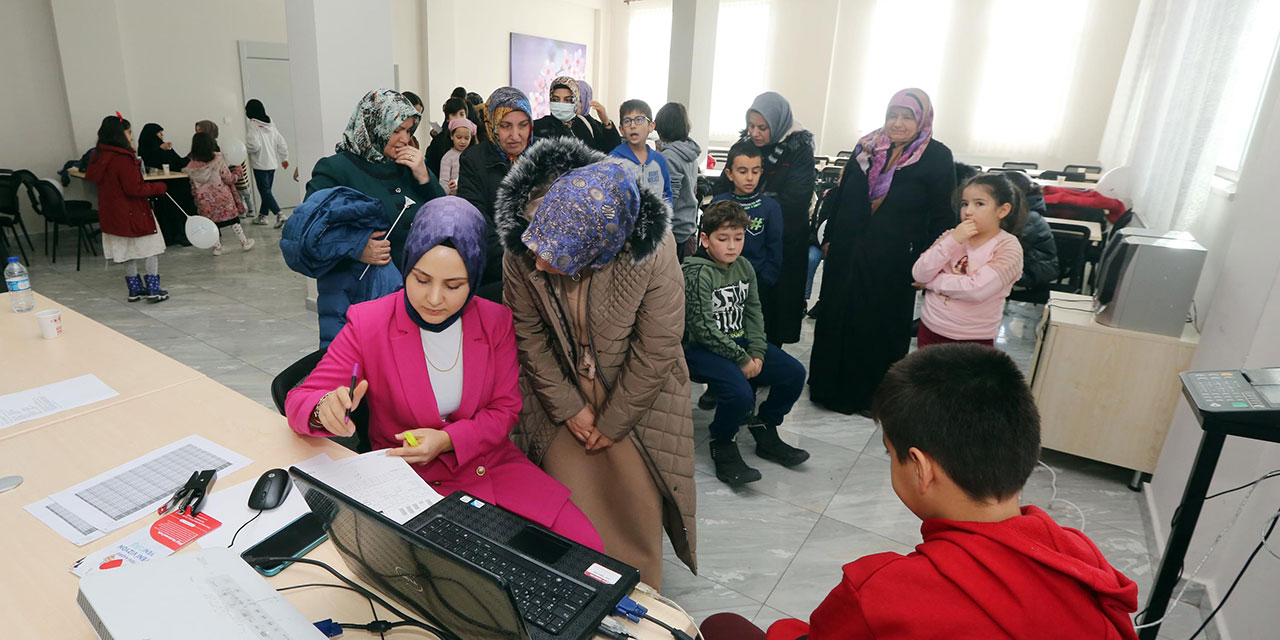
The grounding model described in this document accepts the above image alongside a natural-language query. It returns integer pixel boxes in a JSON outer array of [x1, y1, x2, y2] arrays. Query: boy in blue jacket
[[711, 140, 783, 344], [609, 99, 673, 205]]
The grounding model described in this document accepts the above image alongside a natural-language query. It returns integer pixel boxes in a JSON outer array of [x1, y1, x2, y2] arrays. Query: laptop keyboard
[[420, 518, 596, 635]]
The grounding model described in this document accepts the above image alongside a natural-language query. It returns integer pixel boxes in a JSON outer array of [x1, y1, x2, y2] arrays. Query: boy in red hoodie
[[702, 343, 1140, 640]]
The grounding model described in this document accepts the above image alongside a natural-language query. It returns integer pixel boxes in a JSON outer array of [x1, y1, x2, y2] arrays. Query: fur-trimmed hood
[[494, 136, 672, 264]]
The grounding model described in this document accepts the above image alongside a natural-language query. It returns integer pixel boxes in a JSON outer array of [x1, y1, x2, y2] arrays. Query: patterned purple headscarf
[[576, 80, 594, 117], [522, 162, 639, 277], [853, 88, 935, 206]]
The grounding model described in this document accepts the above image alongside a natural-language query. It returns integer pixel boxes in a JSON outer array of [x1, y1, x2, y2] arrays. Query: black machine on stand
[[1138, 368, 1280, 639]]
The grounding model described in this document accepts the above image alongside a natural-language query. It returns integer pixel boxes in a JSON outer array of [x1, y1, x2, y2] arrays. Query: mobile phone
[[240, 512, 328, 576]]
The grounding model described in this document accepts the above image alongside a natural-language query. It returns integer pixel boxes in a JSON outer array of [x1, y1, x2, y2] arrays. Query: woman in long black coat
[[809, 88, 956, 415], [713, 92, 815, 345]]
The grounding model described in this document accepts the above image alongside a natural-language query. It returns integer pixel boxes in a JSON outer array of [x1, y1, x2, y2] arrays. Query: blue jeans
[[253, 168, 280, 216], [685, 339, 805, 441], [806, 245, 823, 299]]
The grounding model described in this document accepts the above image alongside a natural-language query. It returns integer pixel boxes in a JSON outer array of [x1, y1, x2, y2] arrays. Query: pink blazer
[[286, 293, 575, 530]]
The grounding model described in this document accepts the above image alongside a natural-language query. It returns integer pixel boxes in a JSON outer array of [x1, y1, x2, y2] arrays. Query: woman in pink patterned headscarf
[[808, 88, 958, 416]]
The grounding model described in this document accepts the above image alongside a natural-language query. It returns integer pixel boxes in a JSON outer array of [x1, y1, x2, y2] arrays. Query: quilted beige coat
[[495, 137, 697, 573]]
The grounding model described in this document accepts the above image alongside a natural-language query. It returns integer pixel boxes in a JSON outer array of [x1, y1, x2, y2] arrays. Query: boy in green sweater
[[683, 201, 809, 485]]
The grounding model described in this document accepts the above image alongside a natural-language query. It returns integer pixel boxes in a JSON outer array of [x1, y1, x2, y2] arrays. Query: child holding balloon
[[184, 132, 254, 255], [195, 120, 255, 217]]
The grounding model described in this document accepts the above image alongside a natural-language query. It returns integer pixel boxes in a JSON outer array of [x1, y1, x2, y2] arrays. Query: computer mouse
[[248, 468, 291, 510]]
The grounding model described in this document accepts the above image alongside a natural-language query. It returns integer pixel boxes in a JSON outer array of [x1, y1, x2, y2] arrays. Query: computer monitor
[[289, 467, 527, 640]]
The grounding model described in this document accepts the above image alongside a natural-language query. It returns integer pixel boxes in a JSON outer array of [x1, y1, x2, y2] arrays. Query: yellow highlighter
[[403, 431, 419, 447]]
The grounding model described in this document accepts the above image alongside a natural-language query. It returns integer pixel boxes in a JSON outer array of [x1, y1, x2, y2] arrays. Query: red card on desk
[[149, 511, 221, 551]]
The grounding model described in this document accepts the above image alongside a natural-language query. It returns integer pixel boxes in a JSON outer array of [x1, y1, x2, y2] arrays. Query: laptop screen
[[289, 467, 527, 640]]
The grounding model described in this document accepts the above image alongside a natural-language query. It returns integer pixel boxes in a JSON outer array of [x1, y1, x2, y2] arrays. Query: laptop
[[288, 467, 640, 640]]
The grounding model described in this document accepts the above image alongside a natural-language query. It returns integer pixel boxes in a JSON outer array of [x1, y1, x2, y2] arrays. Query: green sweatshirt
[[681, 255, 767, 366]]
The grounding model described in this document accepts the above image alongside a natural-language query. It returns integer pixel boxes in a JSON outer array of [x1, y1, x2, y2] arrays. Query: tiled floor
[[11, 224, 1211, 639]]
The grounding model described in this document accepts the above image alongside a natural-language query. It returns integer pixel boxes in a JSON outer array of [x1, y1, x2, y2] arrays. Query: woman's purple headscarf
[[522, 162, 640, 277], [853, 88, 935, 207], [401, 196, 487, 331]]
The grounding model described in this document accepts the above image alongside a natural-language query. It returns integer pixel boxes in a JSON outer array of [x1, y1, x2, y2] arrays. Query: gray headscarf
[[747, 91, 795, 143]]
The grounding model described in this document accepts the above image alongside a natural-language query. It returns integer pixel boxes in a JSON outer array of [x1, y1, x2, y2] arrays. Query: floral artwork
[[510, 33, 588, 119]]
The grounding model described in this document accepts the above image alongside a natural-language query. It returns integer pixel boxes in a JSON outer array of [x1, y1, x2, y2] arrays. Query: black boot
[[747, 417, 810, 467], [697, 387, 718, 410], [709, 439, 762, 485]]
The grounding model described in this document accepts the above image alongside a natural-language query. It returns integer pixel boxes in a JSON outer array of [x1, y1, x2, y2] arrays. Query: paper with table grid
[[24, 435, 251, 545]]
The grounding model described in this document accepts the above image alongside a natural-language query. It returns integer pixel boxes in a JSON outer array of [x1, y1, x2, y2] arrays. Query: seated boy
[[682, 201, 809, 486], [701, 343, 1140, 639], [608, 99, 673, 205]]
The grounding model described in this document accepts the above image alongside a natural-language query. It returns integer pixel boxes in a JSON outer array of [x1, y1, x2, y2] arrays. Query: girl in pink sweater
[[912, 172, 1025, 347]]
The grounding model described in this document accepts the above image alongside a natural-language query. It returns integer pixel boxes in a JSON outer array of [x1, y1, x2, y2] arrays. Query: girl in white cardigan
[[244, 99, 289, 228]]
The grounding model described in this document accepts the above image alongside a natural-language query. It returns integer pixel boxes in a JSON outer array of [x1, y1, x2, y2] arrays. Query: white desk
[[67, 167, 187, 181], [0, 296, 694, 639], [0, 292, 205, 440]]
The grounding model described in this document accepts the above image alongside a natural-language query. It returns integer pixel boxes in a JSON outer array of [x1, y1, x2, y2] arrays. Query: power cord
[[226, 508, 264, 548], [1131, 471, 1275, 631], [250, 555, 456, 640], [1187, 504, 1280, 639], [1035, 461, 1086, 531]]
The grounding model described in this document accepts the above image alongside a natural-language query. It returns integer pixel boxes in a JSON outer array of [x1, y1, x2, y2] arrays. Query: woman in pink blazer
[[286, 196, 602, 549]]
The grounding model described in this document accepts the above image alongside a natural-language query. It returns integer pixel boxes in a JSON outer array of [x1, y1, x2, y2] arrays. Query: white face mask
[[550, 102, 577, 123]]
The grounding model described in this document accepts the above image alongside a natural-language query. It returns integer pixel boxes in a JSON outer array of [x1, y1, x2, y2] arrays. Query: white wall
[[608, 0, 1137, 167], [1, 0, 77, 185], [1145, 51, 1280, 640], [418, 0, 610, 122], [112, 0, 289, 157]]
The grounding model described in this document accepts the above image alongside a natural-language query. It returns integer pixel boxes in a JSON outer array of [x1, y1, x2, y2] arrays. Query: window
[[709, 0, 772, 140], [969, 0, 1088, 156], [1213, 1, 1280, 176], [626, 5, 672, 113], [855, 0, 952, 135]]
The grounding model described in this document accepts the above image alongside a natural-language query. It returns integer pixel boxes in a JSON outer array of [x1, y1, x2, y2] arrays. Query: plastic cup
[[36, 309, 62, 339], [162, 164, 171, 175]]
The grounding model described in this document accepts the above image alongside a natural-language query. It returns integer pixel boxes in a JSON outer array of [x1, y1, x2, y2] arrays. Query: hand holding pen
[[315, 376, 367, 437]]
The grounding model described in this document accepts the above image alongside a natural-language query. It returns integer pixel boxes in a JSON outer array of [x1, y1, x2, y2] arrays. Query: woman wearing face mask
[[531, 76, 620, 154], [808, 88, 956, 416], [285, 196, 603, 550]]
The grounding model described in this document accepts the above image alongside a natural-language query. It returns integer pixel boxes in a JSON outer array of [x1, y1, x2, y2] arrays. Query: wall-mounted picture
[[510, 32, 587, 119]]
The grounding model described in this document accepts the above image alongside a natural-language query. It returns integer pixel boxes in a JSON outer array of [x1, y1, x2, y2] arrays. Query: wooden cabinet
[[1029, 293, 1199, 473]]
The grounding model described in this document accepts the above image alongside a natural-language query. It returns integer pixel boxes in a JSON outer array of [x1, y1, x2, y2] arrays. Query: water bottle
[[5, 257, 34, 313]]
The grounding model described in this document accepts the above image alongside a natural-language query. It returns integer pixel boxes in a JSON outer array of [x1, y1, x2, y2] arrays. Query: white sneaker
[[241, 238, 256, 251], [272, 215, 285, 229], [212, 245, 224, 256]]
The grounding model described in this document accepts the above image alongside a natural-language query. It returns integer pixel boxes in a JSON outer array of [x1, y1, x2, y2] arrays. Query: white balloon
[[221, 138, 247, 166], [185, 216, 220, 249], [1095, 165, 1131, 200]]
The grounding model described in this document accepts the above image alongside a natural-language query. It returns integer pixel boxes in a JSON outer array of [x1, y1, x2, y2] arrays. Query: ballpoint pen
[[345, 362, 359, 424]]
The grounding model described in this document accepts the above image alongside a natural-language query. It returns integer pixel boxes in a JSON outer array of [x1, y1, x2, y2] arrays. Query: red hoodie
[[766, 506, 1138, 640]]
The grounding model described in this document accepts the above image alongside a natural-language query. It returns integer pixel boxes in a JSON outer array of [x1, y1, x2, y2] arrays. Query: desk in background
[[67, 167, 194, 246], [1028, 292, 1199, 482], [0, 292, 205, 440], [0, 294, 694, 639]]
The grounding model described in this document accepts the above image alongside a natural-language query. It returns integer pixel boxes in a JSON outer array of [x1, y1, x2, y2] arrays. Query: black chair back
[[270, 348, 371, 453], [1063, 164, 1102, 176], [1048, 222, 1091, 294], [0, 173, 20, 218], [1002, 161, 1038, 170], [31, 179, 68, 223]]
